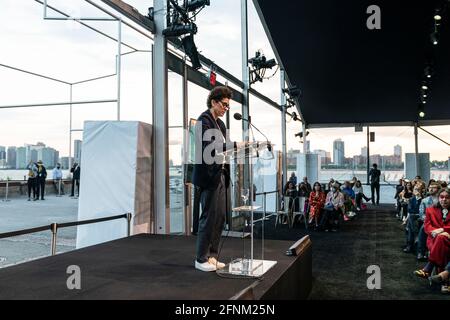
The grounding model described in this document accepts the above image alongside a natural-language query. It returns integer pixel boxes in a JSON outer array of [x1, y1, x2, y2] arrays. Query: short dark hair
[[207, 86, 233, 109], [373, 163, 378, 168]]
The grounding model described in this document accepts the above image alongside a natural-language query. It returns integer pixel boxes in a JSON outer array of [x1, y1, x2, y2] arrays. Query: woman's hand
[[438, 232, 450, 239], [432, 228, 444, 238]]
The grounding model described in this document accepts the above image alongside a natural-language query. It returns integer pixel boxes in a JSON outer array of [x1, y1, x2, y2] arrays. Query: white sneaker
[[441, 285, 449, 294], [208, 257, 225, 269], [195, 260, 216, 272]]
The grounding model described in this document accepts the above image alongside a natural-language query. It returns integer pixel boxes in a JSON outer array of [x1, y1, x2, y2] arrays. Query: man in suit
[[192, 86, 245, 272], [70, 162, 81, 198], [369, 163, 381, 205]]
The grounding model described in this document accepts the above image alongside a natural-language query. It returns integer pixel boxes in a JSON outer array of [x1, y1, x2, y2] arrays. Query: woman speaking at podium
[[192, 86, 243, 272]]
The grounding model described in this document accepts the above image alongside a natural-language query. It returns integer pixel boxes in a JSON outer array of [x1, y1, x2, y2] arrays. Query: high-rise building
[[39, 147, 57, 168], [74, 140, 82, 164], [0, 146, 5, 161], [313, 149, 331, 165], [333, 139, 345, 166], [60, 157, 74, 169], [7, 147, 17, 169], [394, 145, 402, 157], [54, 151, 60, 167], [16, 147, 27, 169], [361, 147, 368, 156]]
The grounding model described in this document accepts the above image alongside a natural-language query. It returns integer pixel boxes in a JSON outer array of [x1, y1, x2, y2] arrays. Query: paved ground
[[0, 196, 79, 268]]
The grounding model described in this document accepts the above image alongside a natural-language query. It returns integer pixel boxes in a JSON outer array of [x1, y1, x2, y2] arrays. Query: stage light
[[431, 32, 439, 45], [182, 35, 202, 70], [418, 104, 425, 118], [185, 0, 210, 12], [295, 131, 309, 138], [434, 9, 442, 21], [248, 51, 277, 69], [283, 85, 302, 98], [425, 66, 433, 78], [422, 84, 428, 90], [163, 23, 197, 37]]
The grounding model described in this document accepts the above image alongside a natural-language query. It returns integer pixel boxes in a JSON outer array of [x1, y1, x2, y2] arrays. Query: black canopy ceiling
[[254, 0, 450, 127]]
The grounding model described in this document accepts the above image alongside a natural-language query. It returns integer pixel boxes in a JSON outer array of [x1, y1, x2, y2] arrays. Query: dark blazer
[[36, 165, 47, 179], [192, 110, 236, 190], [71, 165, 80, 180]]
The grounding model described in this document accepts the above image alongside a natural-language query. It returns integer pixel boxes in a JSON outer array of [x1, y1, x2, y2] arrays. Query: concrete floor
[[0, 196, 78, 268]]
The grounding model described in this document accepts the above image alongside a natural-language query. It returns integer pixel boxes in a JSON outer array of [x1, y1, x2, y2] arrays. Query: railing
[[0, 213, 132, 256]]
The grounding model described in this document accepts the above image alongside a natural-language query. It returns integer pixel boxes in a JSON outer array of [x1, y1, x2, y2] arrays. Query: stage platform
[[0, 234, 312, 300]]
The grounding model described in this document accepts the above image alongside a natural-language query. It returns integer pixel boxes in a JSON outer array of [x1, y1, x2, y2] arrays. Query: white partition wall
[[405, 153, 430, 182], [297, 153, 320, 183], [76, 121, 152, 249]]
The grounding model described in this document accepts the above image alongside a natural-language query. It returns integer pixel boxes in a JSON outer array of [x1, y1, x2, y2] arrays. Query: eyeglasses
[[218, 101, 230, 109]]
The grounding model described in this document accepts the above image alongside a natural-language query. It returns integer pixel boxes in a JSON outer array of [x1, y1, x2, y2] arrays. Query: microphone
[[233, 113, 244, 121], [233, 113, 272, 153]]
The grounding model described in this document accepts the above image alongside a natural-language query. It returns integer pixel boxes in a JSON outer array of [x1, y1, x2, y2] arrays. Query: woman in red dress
[[415, 187, 450, 278], [308, 182, 326, 229]]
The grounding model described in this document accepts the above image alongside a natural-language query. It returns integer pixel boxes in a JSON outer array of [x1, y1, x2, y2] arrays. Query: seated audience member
[[284, 182, 299, 214], [342, 181, 356, 218], [353, 180, 371, 211], [403, 183, 425, 253], [394, 179, 405, 218], [298, 182, 309, 197], [326, 179, 335, 193], [319, 182, 344, 232], [308, 182, 326, 229], [302, 176, 312, 195], [428, 261, 450, 294], [416, 182, 441, 261], [414, 187, 450, 279], [399, 181, 414, 221], [350, 177, 358, 188], [298, 182, 310, 213]]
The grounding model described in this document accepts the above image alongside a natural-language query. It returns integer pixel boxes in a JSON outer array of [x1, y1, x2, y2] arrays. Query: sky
[[0, 0, 449, 163]]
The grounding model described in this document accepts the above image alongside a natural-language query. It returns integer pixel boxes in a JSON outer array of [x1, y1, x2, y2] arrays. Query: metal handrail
[[0, 213, 132, 256]]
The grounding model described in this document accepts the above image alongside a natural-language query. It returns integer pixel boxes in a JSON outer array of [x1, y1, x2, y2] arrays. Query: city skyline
[[0, 141, 79, 169]]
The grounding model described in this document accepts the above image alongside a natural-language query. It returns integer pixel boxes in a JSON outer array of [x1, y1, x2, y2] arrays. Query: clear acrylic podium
[[217, 141, 277, 278]]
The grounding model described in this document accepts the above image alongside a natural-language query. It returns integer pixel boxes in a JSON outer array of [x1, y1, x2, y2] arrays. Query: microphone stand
[[241, 118, 272, 155]]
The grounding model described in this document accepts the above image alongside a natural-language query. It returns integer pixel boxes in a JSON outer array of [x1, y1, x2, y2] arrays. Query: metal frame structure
[[1, 0, 297, 235]]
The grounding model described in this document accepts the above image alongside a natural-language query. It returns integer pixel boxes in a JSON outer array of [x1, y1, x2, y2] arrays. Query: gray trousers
[[196, 172, 226, 263]]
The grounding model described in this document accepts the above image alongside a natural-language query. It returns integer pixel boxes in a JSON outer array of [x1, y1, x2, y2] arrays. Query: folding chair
[[275, 196, 292, 227], [291, 196, 308, 229]]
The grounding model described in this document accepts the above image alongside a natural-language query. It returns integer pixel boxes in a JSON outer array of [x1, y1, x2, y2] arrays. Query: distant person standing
[[36, 160, 47, 200], [289, 172, 297, 185], [70, 162, 80, 198], [369, 163, 381, 205], [26, 161, 38, 201], [52, 163, 65, 195]]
